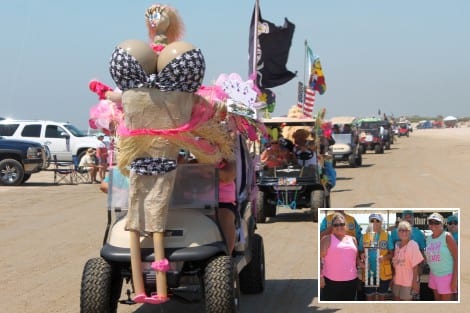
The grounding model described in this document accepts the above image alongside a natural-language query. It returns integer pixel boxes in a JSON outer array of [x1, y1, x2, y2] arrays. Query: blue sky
[[1, 0, 469, 130]]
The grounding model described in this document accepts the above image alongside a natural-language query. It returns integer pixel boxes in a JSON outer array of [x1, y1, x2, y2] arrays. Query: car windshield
[[63, 124, 88, 137], [332, 133, 352, 144]]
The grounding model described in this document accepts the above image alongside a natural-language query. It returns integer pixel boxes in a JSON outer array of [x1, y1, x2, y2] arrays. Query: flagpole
[[252, 0, 259, 77], [303, 39, 307, 114]]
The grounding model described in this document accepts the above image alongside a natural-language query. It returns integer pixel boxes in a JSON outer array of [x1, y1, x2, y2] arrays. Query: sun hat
[[447, 215, 458, 223], [427, 212, 444, 223], [369, 213, 383, 222], [95, 132, 105, 138]]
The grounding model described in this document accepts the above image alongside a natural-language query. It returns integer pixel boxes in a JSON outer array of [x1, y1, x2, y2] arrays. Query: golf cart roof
[[330, 116, 356, 125], [261, 117, 316, 126]]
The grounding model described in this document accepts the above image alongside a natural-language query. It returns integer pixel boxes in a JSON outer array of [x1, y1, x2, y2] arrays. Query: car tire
[[80, 257, 122, 313], [204, 256, 240, 313], [0, 159, 25, 186], [21, 173, 31, 183], [239, 234, 265, 294]]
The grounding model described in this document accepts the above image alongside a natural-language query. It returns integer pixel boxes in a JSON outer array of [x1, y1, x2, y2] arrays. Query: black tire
[[239, 234, 265, 294], [356, 153, 362, 167], [22, 173, 32, 183], [256, 191, 267, 223], [374, 145, 381, 154], [359, 145, 366, 154], [0, 159, 24, 186], [385, 141, 391, 150], [204, 256, 240, 313], [310, 190, 325, 222], [348, 154, 356, 167], [80, 257, 122, 313]]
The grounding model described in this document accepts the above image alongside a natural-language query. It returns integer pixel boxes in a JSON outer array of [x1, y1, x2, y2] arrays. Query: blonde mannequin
[[109, 39, 207, 305], [103, 4, 185, 102]]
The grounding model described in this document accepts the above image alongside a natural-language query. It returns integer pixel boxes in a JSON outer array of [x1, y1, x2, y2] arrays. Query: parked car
[[0, 137, 47, 185], [0, 120, 101, 163]]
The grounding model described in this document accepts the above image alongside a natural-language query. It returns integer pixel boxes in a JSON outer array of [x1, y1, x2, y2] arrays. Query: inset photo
[[318, 209, 459, 303]]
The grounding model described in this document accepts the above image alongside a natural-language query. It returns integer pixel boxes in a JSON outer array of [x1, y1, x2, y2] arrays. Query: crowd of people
[[319, 210, 459, 302]]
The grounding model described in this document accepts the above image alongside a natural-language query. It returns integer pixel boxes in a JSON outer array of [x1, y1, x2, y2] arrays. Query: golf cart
[[356, 119, 384, 154], [80, 136, 265, 313], [255, 117, 331, 223], [330, 133, 362, 167], [398, 122, 410, 137]]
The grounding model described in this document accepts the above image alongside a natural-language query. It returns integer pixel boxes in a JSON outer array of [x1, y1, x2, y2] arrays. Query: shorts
[[364, 279, 391, 296], [218, 202, 238, 216], [392, 284, 412, 300], [429, 273, 453, 294]]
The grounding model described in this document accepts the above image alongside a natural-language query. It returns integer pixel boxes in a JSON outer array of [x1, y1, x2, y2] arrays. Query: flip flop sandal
[[145, 293, 169, 305]]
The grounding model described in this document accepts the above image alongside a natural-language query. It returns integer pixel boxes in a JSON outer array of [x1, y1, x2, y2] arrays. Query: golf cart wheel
[[310, 190, 325, 222], [0, 159, 24, 186], [80, 257, 122, 313], [204, 256, 240, 313], [256, 191, 267, 223], [348, 154, 356, 167], [356, 154, 362, 166], [374, 145, 382, 154], [239, 234, 265, 294]]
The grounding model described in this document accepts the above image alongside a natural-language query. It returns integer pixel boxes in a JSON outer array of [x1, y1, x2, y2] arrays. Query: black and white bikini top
[[109, 46, 205, 93]]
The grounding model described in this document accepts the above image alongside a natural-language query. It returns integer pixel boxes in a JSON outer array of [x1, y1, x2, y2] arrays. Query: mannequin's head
[[157, 41, 195, 71], [145, 4, 184, 43], [118, 39, 157, 75]]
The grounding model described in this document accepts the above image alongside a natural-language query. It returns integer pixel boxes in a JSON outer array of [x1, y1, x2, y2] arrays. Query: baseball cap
[[428, 212, 444, 223], [447, 215, 458, 223], [402, 210, 414, 216], [369, 213, 383, 222]]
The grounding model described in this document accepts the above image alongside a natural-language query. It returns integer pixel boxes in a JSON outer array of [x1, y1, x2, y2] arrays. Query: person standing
[[391, 221, 424, 301], [358, 213, 393, 301], [320, 212, 361, 300], [390, 210, 426, 250], [320, 210, 362, 242], [95, 133, 109, 182], [446, 214, 458, 244], [425, 213, 458, 301]]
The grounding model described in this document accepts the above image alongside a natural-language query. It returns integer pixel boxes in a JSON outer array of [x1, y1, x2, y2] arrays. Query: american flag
[[297, 81, 315, 117], [303, 87, 315, 117]]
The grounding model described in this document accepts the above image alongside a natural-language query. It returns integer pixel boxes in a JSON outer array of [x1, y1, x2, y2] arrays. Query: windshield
[[63, 124, 88, 137], [360, 121, 380, 130], [332, 134, 352, 144]]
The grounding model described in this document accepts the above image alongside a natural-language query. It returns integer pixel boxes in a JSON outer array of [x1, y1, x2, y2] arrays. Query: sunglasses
[[333, 223, 346, 227], [428, 220, 441, 226], [370, 219, 381, 223], [448, 221, 458, 226], [398, 229, 410, 232]]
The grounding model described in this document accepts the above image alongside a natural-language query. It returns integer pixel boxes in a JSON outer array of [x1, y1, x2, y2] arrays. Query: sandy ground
[[0, 127, 468, 313]]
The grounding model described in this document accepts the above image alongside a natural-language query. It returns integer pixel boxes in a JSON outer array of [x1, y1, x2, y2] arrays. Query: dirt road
[[0, 128, 468, 312]]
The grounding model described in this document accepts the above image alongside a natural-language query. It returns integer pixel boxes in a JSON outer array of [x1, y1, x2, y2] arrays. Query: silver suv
[[0, 120, 101, 162]]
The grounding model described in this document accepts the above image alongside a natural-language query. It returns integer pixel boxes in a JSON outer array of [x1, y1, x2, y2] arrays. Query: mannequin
[[91, 4, 184, 102], [110, 39, 226, 305]]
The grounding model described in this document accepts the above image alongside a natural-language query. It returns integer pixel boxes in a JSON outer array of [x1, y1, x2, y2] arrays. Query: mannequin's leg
[[129, 230, 146, 301], [153, 232, 168, 298]]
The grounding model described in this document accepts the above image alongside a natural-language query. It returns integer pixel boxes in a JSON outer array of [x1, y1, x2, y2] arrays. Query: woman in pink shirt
[[320, 212, 361, 300], [391, 220, 424, 300]]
